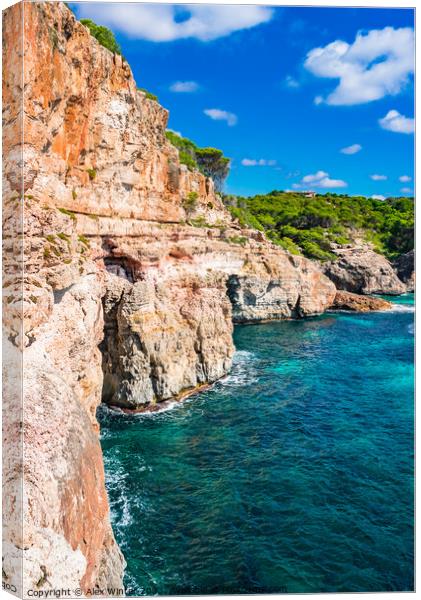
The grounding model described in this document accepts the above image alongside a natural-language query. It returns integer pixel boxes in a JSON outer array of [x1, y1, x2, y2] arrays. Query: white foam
[[99, 350, 259, 419], [233, 350, 255, 362], [104, 466, 133, 529], [144, 400, 183, 415], [103, 451, 153, 533], [220, 350, 259, 388], [387, 303, 415, 313]]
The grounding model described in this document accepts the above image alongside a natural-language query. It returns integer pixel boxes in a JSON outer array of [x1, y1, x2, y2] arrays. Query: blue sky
[[71, 3, 415, 198]]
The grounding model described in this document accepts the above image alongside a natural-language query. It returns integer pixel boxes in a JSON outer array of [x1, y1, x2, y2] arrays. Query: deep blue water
[[98, 295, 414, 595]]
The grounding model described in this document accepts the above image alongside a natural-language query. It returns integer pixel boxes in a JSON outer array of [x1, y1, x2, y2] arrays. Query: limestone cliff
[[2, 1, 336, 594], [322, 243, 406, 296]]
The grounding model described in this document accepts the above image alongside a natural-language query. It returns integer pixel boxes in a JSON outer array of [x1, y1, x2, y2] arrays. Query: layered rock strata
[[3, 0, 412, 594], [4, 0, 413, 593]]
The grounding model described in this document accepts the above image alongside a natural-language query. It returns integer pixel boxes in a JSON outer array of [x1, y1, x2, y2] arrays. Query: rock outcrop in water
[[322, 244, 406, 296], [330, 290, 392, 312], [101, 267, 234, 409], [2, 2, 337, 592]]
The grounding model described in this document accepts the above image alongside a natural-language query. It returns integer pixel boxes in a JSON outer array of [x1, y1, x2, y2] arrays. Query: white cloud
[[304, 27, 414, 105], [285, 75, 300, 89], [170, 81, 199, 93], [302, 170, 329, 183], [293, 170, 347, 189], [314, 95, 323, 106], [340, 143, 362, 155], [204, 108, 238, 126], [77, 4, 273, 42], [401, 187, 413, 194], [379, 110, 414, 134], [370, 174, 387, 181], [242, 158, 277, 167], [399, 175, 412, 182], [371, 194, 386, 201]]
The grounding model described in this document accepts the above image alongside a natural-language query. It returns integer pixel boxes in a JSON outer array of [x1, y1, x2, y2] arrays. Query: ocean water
[[98, 295, 414, 595]]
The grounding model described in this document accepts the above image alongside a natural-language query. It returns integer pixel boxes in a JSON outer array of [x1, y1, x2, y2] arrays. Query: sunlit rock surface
[[322, 244, 406, 296]]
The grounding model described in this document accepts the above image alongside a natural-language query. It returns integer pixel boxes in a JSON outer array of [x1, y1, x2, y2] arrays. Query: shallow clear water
[[98, 295, 414, 595]]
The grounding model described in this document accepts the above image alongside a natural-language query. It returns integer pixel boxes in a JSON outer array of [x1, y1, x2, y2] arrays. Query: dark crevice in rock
[[291, 294, 303, 319], [42, 139, 52, 153], [104, 257, 134, 283], [99, 286, 125, 406], [226, 274, 239, 306], [226, 274, 249, 324]]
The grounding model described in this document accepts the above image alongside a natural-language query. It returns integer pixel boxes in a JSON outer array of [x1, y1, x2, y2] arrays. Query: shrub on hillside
[[223, 191, 414, 261], [137, 87, 159, 102], [165, 131, 230, 192], [80, 19, 122, 55]]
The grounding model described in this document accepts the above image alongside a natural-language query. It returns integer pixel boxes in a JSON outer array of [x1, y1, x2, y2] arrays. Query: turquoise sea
[[98, 295, 414, 595]]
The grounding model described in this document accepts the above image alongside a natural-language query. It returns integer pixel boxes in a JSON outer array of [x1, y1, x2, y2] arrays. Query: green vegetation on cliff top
[[80, 19, 122, 56], [223, 191, 414, 261], [137, 87, 159, 102], [165, 131, 230, 192]]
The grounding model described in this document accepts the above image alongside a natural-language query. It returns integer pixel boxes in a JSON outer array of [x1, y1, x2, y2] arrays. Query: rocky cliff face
[[394, 250, 415, 292], [2, 3, 127, 594], [322, 244, 406, 296], [3, 2, 337, 594]]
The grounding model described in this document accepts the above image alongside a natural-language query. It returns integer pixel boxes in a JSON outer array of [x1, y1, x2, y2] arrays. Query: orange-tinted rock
[[2, 2, 125, 595], [331, 290, 392, 312]]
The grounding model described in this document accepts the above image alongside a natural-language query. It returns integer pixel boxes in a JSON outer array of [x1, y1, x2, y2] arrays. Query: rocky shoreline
[[2, 2, 413, 596], [329, 290, 394, 312], [108, 380, 219, 415]]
